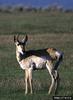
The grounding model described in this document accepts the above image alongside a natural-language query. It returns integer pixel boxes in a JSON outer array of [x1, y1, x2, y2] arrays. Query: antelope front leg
[[28, 68, 33, 94], [25, 70, 29, 95]]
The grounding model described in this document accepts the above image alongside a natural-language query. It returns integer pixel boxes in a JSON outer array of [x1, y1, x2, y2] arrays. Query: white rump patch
[[55, 51, 60, 58]]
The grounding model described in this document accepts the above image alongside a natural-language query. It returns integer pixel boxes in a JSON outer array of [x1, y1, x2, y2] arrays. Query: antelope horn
[[24, 35, 28, 43], [14, 35, 16, 42], [17, 35, 20, 42]]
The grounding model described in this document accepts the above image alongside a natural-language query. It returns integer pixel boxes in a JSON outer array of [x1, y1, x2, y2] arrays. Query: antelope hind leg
[[54, 72, 60, 95], [46, 61, 55, 94]]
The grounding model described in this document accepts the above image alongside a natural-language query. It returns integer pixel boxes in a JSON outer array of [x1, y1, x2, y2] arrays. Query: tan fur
[[47, 48, 57, 60]]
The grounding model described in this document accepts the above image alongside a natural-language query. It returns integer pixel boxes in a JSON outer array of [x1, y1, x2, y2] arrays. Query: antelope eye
[[17, 43, 20, 46], [17, 42, 24, 46], [17, 42, 20, 46]]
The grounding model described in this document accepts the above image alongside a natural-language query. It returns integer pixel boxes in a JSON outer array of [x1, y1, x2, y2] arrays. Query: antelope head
[[14, 35, 28, 55]]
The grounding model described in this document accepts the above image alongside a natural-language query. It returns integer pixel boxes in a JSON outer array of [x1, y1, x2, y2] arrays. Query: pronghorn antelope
[[14, 35, 63, 94]]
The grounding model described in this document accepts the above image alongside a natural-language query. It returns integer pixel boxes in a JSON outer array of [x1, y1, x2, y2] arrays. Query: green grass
[[0, 33, 73, 100], [0, 12, 73, 34], [0, 11, 73, 100]]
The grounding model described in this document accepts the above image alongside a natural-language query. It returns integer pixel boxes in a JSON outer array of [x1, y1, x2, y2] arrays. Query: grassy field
[[0, 11, 73, 34], [0, 11, 73, 100]]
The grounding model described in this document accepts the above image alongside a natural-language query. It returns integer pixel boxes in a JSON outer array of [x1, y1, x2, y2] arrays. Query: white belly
[[18, 56, 47, 70], [31, 56, 47, 69]]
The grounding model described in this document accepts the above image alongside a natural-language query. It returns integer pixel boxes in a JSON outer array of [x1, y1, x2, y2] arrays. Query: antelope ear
[[14, 35, 16, 43], [22, 35, 28, 44]]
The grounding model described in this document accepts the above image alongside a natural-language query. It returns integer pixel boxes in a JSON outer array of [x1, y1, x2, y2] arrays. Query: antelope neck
[[16, 51, 25, 62]]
